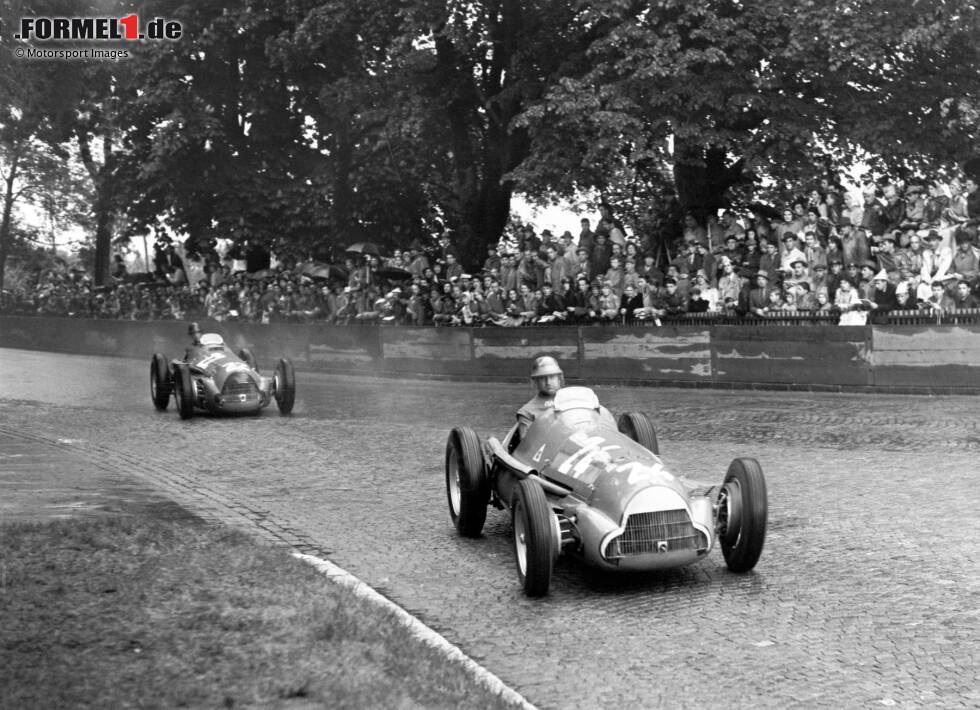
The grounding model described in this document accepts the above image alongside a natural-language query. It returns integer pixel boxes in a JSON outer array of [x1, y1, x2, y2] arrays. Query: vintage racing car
[[150, 332, 295, 419], [445, 386, 767, 596]]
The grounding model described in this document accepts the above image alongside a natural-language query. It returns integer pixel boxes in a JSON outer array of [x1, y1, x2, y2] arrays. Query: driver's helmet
[[188, 322, 202, 337], [530, 356, 564, 396], [530, 356, 563, 378]]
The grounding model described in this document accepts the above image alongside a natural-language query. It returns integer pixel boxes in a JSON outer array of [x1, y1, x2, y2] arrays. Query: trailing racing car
[[150, 332, 295, 419], [445, 386, 767, 596]]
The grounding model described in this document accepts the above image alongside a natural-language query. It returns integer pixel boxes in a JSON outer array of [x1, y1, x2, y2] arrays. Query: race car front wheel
[[150, 353, 171, 411], [445, 427, 489, 537], [617, 412, 660, 455], [273, 358, 296, 415], [173, 364, 195, 420], [717, 458, 767, 573], [512, 478, 554, 597]]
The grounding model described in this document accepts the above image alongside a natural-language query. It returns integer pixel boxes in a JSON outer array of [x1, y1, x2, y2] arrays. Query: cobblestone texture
[[2, 347, 979, 709]]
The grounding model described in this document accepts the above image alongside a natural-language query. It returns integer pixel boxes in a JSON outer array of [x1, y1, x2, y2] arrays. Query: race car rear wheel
[[512, 478, 554, 597], [617, 412, 660, 455], [445, 427, 489, 537], [150, 353, 171, 411], [173, 364, 195, 420], [273, 358, 296, 415], [238, 348, 259, 372], [717, 458, 767, 573]]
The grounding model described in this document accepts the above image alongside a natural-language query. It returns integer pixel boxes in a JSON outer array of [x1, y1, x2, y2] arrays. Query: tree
[[512, 0, 980, 242]]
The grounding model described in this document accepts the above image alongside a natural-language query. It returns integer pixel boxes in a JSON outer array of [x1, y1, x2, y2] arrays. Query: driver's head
[[187, 322, 202, 342], [530, 356, 563, 397]]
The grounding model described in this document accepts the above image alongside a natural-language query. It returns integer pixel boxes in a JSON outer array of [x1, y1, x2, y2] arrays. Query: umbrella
[[373, 266, 413, 281], [345, 242, 381, 257], [305, 263, 349, 282]]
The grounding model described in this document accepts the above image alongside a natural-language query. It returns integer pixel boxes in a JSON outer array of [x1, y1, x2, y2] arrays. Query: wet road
[[1, 347, 979, 709]]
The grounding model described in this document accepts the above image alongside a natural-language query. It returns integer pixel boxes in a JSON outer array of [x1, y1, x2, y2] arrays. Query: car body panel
[[170, 335, 273, 415], [489, 386, 716, 573]]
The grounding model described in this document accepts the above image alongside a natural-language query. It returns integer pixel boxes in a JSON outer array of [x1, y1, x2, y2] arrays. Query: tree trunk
[[672, 142, 745, 225], [0, 152, 20, 293], [92, 189, 113, 286]]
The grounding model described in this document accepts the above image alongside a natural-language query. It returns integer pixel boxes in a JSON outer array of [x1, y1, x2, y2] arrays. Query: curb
[[293, 552, 537, 710]]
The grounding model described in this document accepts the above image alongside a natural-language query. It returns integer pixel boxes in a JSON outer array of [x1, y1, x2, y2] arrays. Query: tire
[[717, 458, 767, 573], [512, 478, 554, 597], [273, 358, 296, 415], [150, 353, 171, 411], [238, 348, 258, 372], [445, 427, 489, 537], [617, 412, 660, 455], [172, 364, 195, 420]]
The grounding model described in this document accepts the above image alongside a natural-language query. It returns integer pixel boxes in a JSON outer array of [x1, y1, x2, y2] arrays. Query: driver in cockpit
[[184, 322, 207, 361], [516, 356, 564, 438]]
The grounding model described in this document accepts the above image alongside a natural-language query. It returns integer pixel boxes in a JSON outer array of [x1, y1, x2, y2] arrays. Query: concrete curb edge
[[293, 552, 537, 710]]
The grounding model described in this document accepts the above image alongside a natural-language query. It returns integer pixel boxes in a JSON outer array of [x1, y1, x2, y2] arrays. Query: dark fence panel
[[713, 325, 871, 386], [471, 327, 582, 379], [307, 324, 381, 371], [871, 324, 980, 388], [379, 326, 473, 376], [580, 325, 712, 383]]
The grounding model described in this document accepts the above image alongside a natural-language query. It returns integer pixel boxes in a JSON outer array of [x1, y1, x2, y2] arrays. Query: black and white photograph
[[2, 1, 980, 708]]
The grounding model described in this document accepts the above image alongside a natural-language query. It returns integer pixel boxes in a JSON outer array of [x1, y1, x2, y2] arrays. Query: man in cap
[[516, 356, 564, 437], [867, 270, 899, 320], [950, 228, 980, 290], [748, 270, 772, 317]]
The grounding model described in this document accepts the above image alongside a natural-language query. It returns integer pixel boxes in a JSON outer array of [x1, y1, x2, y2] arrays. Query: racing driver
[[517, 356, 564, 437]]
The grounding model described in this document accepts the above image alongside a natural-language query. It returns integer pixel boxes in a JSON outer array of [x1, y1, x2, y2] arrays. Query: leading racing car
[[150, 330, 295, 419], [445, 386, 767, 596]]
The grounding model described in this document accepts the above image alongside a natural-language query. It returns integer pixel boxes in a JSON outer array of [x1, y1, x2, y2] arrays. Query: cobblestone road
[[2, 348, 979, 709]]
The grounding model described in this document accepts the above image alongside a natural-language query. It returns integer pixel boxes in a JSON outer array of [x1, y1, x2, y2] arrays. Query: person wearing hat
[[867, 269, 899, 320], [841, 220, 870, 268], [748, 270, 773, 316], [516, 357, 564, 437], [857, 261, 878, 301], [950, 228, 980, 290], [808, 262, 829, 294], [873, 232, 900, 280], [784, 258, 810, 299]]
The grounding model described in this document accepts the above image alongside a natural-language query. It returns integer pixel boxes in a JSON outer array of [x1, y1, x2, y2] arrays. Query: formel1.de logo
[[16, 15, 182, 41]]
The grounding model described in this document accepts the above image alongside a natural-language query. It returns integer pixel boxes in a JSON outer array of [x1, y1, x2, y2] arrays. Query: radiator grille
[[606, 509, 706, 558], [222, 372, 257, 396]]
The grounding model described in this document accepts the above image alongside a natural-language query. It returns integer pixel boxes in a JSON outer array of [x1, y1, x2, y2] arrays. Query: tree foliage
[[3, 0, 980, 274]]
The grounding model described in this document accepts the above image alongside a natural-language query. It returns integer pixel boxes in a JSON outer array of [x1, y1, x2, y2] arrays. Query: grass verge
[[0, 516, 525, 709]]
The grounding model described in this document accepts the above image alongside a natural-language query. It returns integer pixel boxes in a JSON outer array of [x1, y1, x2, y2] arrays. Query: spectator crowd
[[5, 173, 980, 327]]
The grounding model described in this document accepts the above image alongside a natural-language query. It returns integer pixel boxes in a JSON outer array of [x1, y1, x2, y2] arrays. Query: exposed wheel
[[150, 353, 171, 411], [617, 412, 660, 455], [238, 348, 258, 372], [445, 427, 489, 537], [172, 364, 195, 420], [512, 478, 554, 597], [717, 458, 767, 573], [273, 358, 295, 415]]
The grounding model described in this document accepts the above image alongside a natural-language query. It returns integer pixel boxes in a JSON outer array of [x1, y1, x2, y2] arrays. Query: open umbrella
[[305, 263, 349, 282], [345, 242, 381, 257], [373, 266, 413, 281]]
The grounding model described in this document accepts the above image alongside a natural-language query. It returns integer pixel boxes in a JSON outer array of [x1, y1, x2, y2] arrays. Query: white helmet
[[530, 356, 563, 378]]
